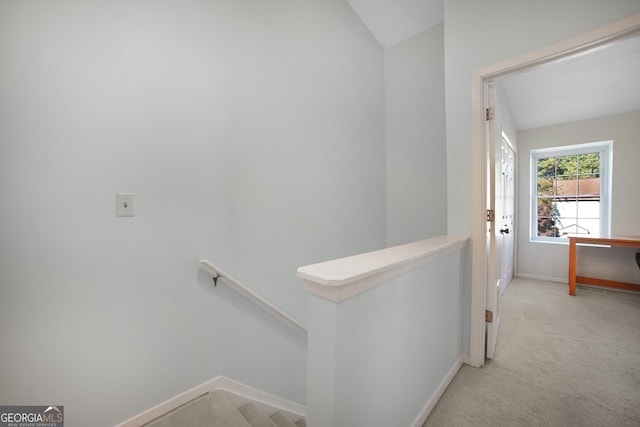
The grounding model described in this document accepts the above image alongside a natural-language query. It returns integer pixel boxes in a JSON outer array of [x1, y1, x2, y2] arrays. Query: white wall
[[0, 1, 385, 426], [307, 249, 466, 427], [385, 24, 447, 246], [494, 80, 517, 152], [517, 111, 640, 283]]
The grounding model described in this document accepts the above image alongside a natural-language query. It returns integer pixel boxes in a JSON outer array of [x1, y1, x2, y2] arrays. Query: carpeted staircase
[[143, 390, 306, 427]]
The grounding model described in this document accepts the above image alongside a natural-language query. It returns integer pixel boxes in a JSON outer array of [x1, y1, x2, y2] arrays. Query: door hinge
[[486, 209, 495, 222], [485, 107, 494, 121], [486, 310, 493, 323]]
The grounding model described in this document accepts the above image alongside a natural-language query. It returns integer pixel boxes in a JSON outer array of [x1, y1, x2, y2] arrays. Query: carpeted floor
[[424, 278, 640, 427]]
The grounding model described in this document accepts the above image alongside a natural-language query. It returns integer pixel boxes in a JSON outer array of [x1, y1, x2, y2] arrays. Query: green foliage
[[537, 153, 600, 179], [537, 198, 560, 237]]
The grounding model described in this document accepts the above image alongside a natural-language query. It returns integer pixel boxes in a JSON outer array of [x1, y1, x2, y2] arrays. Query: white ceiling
[[347, 1, 640, 131], [346, 0, 443, 48], [500, 34, 640, 130]]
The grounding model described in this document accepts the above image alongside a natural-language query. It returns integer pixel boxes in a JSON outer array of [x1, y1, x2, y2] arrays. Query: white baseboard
[[410, 355, 465, 427], [516, 273, 567, 284], [114, 376, 306, 427], [461, 354, 470, 366], [114, 377, 221, 427]]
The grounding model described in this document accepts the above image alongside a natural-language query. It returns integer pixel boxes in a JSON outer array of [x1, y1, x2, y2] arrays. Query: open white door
[[500, 135, 516, 295], [485, 83, 501, 360], [486, 86, 518, 359]]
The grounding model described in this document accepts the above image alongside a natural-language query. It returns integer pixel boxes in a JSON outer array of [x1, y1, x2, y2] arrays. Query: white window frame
[[530, 140, 612, 244]]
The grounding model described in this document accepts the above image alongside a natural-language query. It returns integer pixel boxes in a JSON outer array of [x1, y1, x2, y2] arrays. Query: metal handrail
[[199, 259, 307, 333]]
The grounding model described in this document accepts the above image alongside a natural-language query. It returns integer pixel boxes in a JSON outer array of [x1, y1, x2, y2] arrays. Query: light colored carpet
[[425, 278, 640, 427], [144, 390, 304, 427], [145, 390, 252, 427]]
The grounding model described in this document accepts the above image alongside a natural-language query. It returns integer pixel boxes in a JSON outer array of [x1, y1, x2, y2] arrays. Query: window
[[530, 141, 612, 243]]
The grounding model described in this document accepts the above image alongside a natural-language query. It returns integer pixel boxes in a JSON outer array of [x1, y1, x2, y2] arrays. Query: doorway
[[469, 13, 640, 368]]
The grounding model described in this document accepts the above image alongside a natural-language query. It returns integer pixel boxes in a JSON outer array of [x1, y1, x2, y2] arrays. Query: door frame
[[468, 12, 640, 368]]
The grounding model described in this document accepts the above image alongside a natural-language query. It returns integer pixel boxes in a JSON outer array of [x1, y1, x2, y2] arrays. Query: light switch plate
[[116, 193, 134, 217]]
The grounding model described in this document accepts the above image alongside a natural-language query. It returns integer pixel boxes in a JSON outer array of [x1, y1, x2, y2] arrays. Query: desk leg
[[569, 239, 577, 296]]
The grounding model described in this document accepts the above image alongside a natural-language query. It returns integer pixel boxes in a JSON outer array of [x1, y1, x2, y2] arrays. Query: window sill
[[529, 238, 570, 245]]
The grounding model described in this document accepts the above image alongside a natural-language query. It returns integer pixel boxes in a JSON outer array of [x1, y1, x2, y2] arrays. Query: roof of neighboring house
[[556, 178, 600, 197]]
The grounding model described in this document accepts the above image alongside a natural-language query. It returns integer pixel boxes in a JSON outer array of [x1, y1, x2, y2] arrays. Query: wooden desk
[[568, 236, 640, 296]]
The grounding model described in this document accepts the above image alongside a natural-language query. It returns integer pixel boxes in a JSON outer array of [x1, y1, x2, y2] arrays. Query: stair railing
[[199, 259, 307, 333]]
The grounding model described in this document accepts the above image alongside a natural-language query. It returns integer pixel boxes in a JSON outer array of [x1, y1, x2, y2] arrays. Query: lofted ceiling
[[499, 33, 640, 131], [347, 1, 640, 131], [346, 0, 443, 48]]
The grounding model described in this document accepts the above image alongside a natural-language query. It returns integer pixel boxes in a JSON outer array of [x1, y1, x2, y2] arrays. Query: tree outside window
[[531, 141, 611, 243]]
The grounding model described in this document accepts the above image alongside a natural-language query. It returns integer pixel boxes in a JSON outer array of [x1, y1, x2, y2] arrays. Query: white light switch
[[116, 193, 134, 217]]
